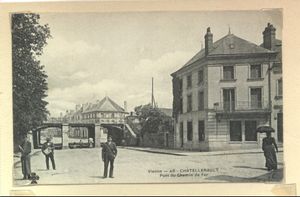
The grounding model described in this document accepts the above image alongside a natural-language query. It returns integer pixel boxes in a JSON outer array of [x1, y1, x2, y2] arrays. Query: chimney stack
[[263, 23, 276, 50], [205, 27, 213, 56]]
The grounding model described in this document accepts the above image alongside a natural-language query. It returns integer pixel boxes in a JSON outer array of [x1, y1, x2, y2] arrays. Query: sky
[[38, 10, 282, 117]]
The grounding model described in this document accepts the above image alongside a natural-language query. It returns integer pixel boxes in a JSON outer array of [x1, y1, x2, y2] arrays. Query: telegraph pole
[[151, 77, 154, 108]]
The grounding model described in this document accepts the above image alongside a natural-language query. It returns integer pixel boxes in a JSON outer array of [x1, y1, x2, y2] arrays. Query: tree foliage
[[12, 13, 51, 146], [134, 104, 173, 136]]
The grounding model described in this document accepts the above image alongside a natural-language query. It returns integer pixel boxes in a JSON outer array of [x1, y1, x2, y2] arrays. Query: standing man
[[102, 136, 117, 178], [41, 137, 56, 170], [19, 135, 32, 179]]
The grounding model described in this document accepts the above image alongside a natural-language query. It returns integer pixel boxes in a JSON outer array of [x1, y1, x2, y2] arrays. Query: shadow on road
[[36, 169, 48, 171], [233, 166, 267, 171], [89, 176, 105, 179], [14, 178, 26, 180], [205, 168, 283, 183]]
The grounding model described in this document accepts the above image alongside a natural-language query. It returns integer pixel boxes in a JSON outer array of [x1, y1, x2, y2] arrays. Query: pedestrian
[[19, 135, 32, 179], [101, 135, 117, 178], [262, 131, 279, 171], [88, 138, 94, 148], [41, 137, 56, 170]]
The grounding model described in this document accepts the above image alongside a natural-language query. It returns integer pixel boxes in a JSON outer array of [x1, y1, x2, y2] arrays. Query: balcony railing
[[214, 101, 270, 112]]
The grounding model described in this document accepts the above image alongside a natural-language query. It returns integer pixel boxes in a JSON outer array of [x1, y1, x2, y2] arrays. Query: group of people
[[19, 135, 117, 180], [19, 131, 278, 180], [19, 136, 56, 180]]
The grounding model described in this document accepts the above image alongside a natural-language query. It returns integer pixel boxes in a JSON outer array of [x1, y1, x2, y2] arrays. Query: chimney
[[205, 27, 213, 56], [124, 101, 127, 112], [263, 23, 276, 50]]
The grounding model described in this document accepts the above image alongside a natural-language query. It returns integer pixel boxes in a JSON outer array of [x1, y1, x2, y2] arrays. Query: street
[[13, 147, 283, 185]]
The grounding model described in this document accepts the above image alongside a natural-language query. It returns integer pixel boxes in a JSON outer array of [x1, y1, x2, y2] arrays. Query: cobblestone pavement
[[13, 147, 284, 186]]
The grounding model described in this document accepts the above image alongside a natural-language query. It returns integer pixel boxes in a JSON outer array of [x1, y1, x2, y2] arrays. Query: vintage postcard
[[10, 10, 284, 186], [1, 0, 300, 196]]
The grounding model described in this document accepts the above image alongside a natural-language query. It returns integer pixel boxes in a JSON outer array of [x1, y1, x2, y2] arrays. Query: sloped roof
[[83, 96, 125, 113], [260, 39, 282, 62], [72, 108, 83, 116], [182, 33, 275, 69]]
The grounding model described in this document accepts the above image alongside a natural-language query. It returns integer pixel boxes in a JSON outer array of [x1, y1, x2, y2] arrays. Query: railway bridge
[[32, 121, 136, 149]]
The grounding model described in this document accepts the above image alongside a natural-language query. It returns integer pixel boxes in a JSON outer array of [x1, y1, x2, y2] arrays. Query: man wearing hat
[[101, 135, 117, 178], [41, 137, 56, 170], [19, 135, 32, 179]]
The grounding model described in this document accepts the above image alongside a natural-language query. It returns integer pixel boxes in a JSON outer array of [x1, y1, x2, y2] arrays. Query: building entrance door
[[277, 113, 283, 142], [166, 133, 169, 147], [180, 122, 184, 147]]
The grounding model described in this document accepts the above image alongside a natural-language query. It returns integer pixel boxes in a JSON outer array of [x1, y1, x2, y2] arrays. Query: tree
[[134, 104, 173, 138], [12, 13, 51, 149]]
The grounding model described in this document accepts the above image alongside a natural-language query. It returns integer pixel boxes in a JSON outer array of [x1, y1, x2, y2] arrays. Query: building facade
[[66, 96, 128, 124], [171, 23, 282, 151], [43, 96, 133, 147]]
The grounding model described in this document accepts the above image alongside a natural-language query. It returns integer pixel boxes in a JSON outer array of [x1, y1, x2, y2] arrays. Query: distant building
[[43, 96, 134, 146], [67, 96, 128, 124], [171, 23, 282, 151]]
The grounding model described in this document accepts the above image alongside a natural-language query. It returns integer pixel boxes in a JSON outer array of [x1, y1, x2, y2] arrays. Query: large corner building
[[171, 23, 282, 151]]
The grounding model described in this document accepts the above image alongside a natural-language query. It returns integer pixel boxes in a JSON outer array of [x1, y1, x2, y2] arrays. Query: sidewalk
[[121, 146, 284, 156], [13, 149, 41, 167], [13, 149, 41, 185], [13, 147, 284, 185]]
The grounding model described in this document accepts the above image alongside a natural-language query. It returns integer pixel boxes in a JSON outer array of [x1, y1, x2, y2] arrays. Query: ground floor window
[[198, 120, 205, 141], [245, 121, 257, 141], [187, 121, 193, 141], [69, 127, 89, 138], [230, 121, 242, 141], [229, 120, 258, 142], [180, 122, 184, 147]]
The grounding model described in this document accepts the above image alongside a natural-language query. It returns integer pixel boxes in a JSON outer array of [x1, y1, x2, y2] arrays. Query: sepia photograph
[[11, 10, 284, 186]]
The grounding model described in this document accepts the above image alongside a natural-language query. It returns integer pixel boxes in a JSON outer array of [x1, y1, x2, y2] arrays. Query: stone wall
[[141, 132, 174, 149]]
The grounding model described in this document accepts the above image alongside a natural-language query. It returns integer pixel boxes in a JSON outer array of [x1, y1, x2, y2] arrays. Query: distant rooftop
[[83, 96, 125, 113]]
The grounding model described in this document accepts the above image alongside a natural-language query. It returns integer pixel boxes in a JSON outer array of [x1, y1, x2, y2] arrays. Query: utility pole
[[151, 77, 155, 108]]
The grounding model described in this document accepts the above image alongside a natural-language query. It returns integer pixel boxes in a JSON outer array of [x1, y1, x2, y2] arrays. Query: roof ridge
[[83, 96, 124, 113], [175, 33, 277, 73], [106, 96, 125, 111], [209, 33, 273, 55]]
